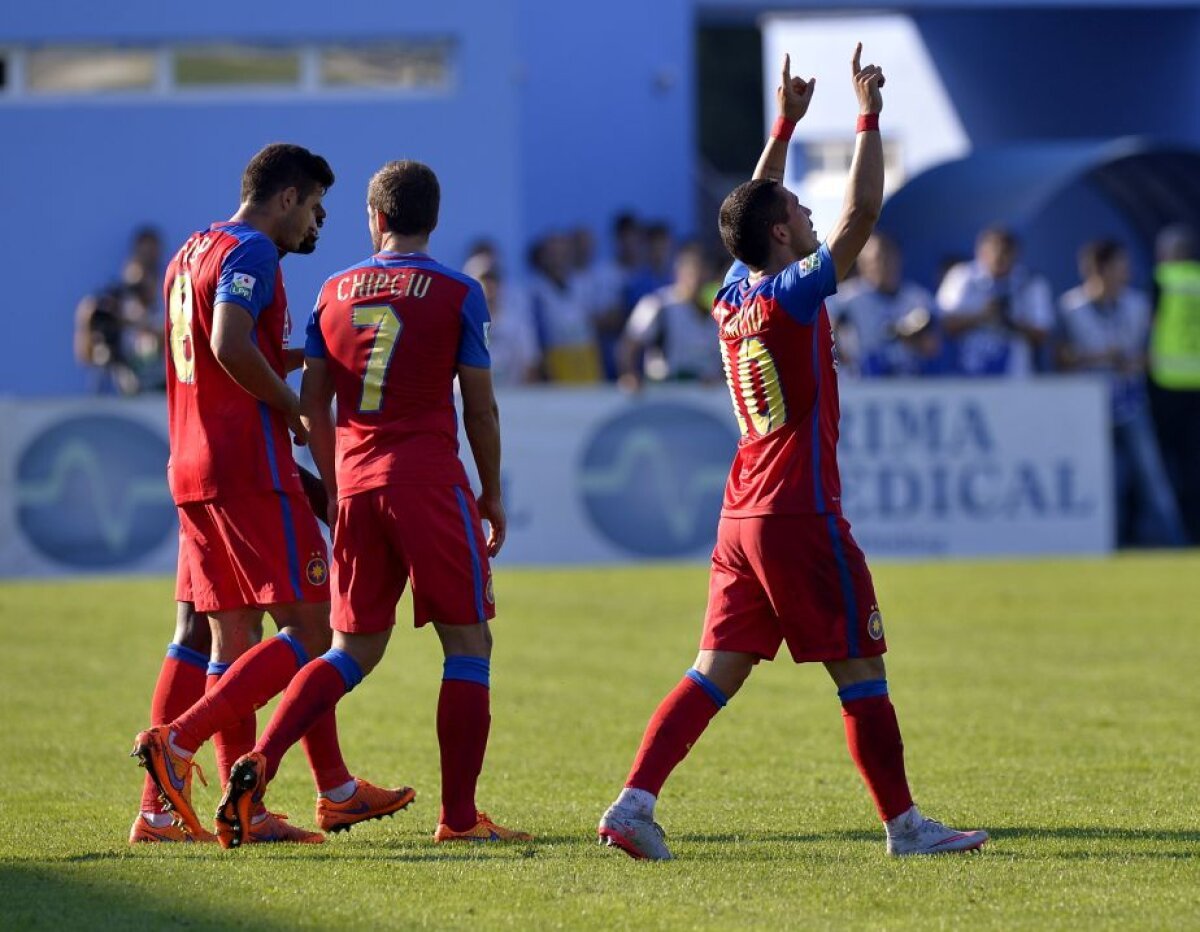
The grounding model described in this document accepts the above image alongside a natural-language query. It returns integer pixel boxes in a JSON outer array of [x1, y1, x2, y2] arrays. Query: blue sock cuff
[[206, 661, 230, 677], [321, 649, 364, 693], [277, 632, 310, 668], [166, 643, 208, 670], [685, 668, 729, 709], [443, 655, 490, 688], [838, 678, 889, 704]]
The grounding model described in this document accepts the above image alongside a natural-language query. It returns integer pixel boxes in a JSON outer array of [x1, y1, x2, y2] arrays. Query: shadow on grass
[[0, 862, 291, 930], [990, 826, 1200, 844]]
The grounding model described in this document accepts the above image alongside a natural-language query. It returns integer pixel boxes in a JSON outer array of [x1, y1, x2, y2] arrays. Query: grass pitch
[[2, 555, 1199, 930]]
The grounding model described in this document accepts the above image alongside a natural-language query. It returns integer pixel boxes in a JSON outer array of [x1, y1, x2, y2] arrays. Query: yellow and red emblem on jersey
[[867, 610, 884, 641], [485, 574, 495, 605], [306, 555, 329, 586]]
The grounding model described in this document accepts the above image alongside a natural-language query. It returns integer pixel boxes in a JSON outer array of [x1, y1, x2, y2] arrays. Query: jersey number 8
[[168, 273, 196, 384]]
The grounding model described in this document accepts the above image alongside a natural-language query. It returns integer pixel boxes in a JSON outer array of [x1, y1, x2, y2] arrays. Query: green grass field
[[2, 555, 1199, 930]]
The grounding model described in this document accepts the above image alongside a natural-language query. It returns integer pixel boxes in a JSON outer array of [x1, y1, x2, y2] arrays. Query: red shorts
[[702, 514, 885, 663], [330, 484, 496, 634], [175, 492, 330, 612]]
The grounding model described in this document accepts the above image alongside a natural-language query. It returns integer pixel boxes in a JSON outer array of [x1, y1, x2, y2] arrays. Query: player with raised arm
[[597, 48, 988, 860], [210, 159, 530, 849], [132, 144, 413, 845]]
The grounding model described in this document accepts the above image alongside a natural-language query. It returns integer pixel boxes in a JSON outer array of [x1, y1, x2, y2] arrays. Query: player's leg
[[216, 489, 418, 847], [216, 628, 410, 848], [131, 599, 212, 844], [417, 486, 527, 844], [816, 517, 987, 856], [205, 609, 264, 790], [599, 518, 776, 860], [429, 621, 528, 843]]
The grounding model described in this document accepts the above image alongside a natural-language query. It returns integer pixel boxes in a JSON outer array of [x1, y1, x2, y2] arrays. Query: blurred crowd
[[77, 217, 1200, 548]]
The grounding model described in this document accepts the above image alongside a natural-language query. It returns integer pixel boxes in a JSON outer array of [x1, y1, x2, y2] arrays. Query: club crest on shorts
[[306, 555, 329, 586], [485, 574, 495, 605], [867, 610, 884, 641]]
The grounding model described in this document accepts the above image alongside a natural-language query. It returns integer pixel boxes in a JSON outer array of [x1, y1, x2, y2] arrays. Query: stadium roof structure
[[878, 138, 1200, 291]]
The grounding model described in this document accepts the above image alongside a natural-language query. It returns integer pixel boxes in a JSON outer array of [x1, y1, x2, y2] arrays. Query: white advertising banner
[[0, 378, 1111, 578]]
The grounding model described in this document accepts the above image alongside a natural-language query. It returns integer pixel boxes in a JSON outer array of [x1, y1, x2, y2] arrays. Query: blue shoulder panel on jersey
[[214, 226, 278, 319], [773, 242, 838, 325], [723, 260, 750, 287], [457, 280, 492, 368], [304, 306, 327, 358]]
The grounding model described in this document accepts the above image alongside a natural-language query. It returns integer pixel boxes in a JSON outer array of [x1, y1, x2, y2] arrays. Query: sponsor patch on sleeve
[[230, 272, 256, 300], [797, 253, 822, 275]]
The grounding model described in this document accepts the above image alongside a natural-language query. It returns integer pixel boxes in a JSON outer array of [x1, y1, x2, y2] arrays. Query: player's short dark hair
[[241, 143, 334, 205], [719, 179, 788, 270], [368, 160, 440, 237], [1079, 238, 1125, 276]]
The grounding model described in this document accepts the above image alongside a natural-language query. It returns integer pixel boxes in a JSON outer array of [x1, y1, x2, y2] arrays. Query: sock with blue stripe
[[259, 649, 364, 786], [206, 661, 257, 790], [438, 656, 491, 832], [624, 669, 727, 799], [141, 643, 207, 814], [839, 678, 914, 821], [171, 632, 310, 754]]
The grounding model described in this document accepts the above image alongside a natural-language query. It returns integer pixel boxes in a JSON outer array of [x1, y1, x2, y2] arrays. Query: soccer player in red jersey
[[130, 219, 334, 845], [597, 47, 988, 860], [132, 144, 412, 844], [210, 159, 530, 849]]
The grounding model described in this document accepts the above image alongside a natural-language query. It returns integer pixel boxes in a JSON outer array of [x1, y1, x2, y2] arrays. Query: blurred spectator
[[1058, 239, 1186, 547], [464, 252, 538, 386], [575, 214, 645, 380], [74, 226, 165, 395], [618, 242, 722, 390], [1148, 223, 1200, 541], [828, 233, 945, 377], [527, 233, 602, 383], [626, 221, 675, 308], [937, 227, 1054, 376]]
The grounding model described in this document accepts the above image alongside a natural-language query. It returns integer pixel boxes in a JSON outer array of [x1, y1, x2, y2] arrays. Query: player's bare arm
[[299, 355, 339, 527], [458, 364, 506, 556], [751, 53, 814, 183], [826, 43, 886, 281], [211, 302, 308, 444], [284, 347, 306, 372]]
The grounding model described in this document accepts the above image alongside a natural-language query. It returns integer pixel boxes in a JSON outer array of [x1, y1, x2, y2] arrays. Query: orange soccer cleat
[[129, 814, 217, 844], [433, 811, 532, 844], [316, 779, 416, 834], [131, 725, 208, 839], [214, 752, 267, 849], [241, 810, 325, 845]]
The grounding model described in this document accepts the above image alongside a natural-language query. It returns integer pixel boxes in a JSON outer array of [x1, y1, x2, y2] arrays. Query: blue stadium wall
[[0, 0, 694, 396], [4, 0, 1199, 396]]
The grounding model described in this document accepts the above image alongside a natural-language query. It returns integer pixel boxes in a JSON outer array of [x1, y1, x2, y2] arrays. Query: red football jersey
[[163, 222, 302, 503], [305, 251, 492, 498], [713, 243, 841, 516]]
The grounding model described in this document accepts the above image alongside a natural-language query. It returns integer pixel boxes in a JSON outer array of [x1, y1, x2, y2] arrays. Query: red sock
[[437, 679, 491, 832], [625, 676, 722, 796], [841, 694, 914, 821], [206, 667, 256, 789], [301, 711, 353, 794], [141, 644, 207, 813], [257, 658, 351, 786], [171, 634, 304, 753]]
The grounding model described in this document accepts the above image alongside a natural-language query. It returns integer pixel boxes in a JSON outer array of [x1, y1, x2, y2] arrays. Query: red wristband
[[856, 113, 879, 133], [771, 116, 796, 140]]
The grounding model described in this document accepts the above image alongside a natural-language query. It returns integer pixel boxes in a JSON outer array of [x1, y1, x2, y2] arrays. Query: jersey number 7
[[353, 304, 404, 413]]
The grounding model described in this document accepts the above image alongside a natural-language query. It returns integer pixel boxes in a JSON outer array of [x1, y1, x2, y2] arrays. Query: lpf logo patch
[[306, 554, 329, 586], [867, 610, 885, 641], [485, 574, 495, 605]]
